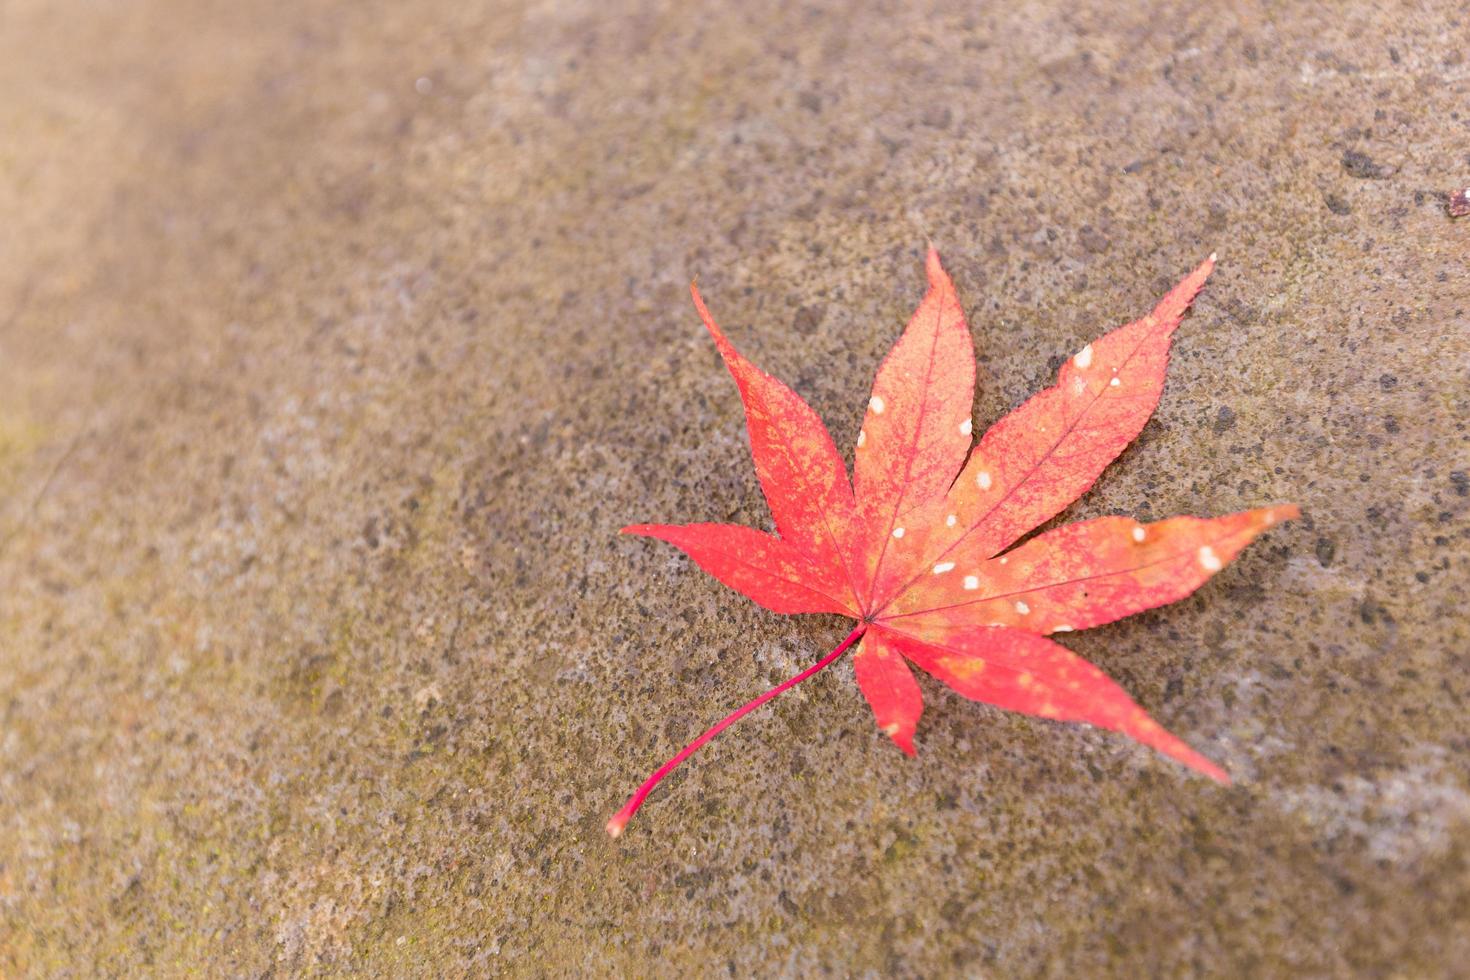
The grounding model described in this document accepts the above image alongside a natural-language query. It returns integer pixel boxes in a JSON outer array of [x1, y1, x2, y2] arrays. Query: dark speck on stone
[[1379, 373, 1398, 390], [792, 304, 824, 335], [778, 890, 800, 916], [1315, 537, 1336, 567], [1079, 226, 1110, 253], [1359, 597, 1393, 625], [921, 105, 952, 129], [1323, 191, 1352, 215], [1342, 149, 1389, 179], [1213, 405, 1237, 433]]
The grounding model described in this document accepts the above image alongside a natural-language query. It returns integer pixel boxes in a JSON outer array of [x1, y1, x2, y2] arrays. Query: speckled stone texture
[[1, 0, 1467, 975]]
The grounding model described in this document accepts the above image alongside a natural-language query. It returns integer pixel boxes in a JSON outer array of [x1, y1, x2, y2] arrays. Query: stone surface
[[2, 0, 1467, 974]]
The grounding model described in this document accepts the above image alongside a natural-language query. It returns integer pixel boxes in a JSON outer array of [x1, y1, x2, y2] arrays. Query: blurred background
[[1, 0, 1466, 974]]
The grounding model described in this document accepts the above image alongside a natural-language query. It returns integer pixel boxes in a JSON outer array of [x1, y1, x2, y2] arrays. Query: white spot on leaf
[[1073, 344, 1094, 369], [1109, 377, 1121, 387], [1015, 600, 1030, 614], [857, 429, 866, 448], [963, 575, 979, 590], [1198, 545, 1222, 571], [959, 417, 972, 435], [892, 526, 905, 539], [932, 562, 955, 574], [976, 470, 993, 490], [1132, 526, 1146, 543], [945, 514, 957, 527], [870, 395, 885, 415]]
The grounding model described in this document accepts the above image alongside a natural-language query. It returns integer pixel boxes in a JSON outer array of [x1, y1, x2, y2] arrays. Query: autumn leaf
[[608, 247, 1297, 837]]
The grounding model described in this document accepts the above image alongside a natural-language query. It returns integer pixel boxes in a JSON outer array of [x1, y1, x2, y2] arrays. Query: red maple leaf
[[608, 248, 1297, 837]]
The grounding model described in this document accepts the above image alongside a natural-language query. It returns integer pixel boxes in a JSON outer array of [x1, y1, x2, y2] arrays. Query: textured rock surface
[[2, 0, 1467, 974]]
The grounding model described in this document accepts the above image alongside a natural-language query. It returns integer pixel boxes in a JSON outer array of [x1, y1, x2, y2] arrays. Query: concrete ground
[[1, 0, 1467, 975]]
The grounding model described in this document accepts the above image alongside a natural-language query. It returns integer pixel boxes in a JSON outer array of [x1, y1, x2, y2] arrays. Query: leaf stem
[[606, 622, 868, 838]]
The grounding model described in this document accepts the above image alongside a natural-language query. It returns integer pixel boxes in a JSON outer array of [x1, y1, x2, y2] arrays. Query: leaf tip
[[1200, 760, 1231, 785], [882, 721, 917, 756], [1195, 252, 1217, 284], [689, 280, 741, 361], [923, 243, 951, 288], [1262, 503, 1302, 527], [606, 795, 643, 838], [1171, 743, 1231, 784], [1153, 254, 1217, 327]]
